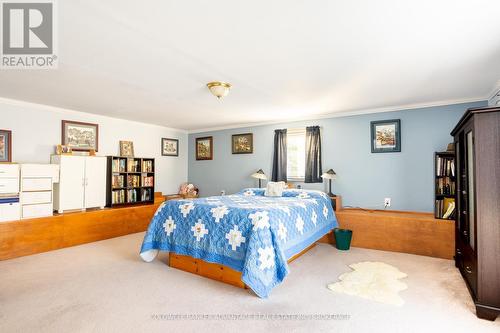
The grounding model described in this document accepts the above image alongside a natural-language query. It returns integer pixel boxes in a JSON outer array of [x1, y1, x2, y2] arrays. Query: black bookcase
[[106, 156, 155, 207], [434, 151, 456, 219]]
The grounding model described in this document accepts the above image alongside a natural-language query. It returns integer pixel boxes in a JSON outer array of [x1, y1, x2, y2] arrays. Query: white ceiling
[[1, 0, 500, 131]]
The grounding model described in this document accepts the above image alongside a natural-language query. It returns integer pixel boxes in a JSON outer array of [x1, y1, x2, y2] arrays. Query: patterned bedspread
[[140, 188, 338, 298]]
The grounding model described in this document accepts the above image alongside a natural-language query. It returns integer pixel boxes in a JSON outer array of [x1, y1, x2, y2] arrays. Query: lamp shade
[[321, 169, 337, 180], [251, 169, 267, 180], [207, 81, 231, 99]]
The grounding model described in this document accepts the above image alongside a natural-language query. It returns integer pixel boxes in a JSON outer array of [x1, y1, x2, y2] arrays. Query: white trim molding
[[188, 97, 486, 134], [0, 96, 188, 134]]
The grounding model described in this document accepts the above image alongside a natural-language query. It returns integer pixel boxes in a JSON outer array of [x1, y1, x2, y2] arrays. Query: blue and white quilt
[[140, 188, 338, 298]]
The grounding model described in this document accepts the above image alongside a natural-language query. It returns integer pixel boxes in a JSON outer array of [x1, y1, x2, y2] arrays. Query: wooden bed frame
[[168, 242, 317, 289]]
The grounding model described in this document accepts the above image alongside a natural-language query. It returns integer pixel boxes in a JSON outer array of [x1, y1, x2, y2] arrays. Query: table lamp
[[321, 169, 336, 196], [251, 169, 267, 188]]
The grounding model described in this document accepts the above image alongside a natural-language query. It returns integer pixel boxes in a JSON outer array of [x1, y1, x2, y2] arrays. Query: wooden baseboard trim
[[318, 208, 455, 259]]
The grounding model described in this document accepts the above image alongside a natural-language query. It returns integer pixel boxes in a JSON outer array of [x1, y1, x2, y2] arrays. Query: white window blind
[[287, 128, 306, 180]]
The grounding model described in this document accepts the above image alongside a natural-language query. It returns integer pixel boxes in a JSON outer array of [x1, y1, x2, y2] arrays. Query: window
[[287, 128, 306, 180]]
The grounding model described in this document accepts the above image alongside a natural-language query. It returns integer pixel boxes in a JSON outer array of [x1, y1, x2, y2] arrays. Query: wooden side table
[[330, 195, 342, 211]]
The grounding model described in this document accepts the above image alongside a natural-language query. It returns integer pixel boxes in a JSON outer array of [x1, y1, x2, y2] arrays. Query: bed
[[140, 188, 338, 297]]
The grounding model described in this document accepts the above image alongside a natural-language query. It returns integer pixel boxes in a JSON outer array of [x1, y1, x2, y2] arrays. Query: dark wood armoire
[[451, 106, 500, 321]]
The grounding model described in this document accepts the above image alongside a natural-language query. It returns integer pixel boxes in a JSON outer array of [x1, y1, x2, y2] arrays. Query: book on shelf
[[142, 160, 154, 173], [142, 175, 154, 187], [127, 159, 140, 172], [435, 152, 456, 219], [141, 188, 152, 201], [127, 189, 139, 203], [436, 155, 455, 177], [112, 175, 125, 188], [127, 175, 140, 188], [436, 177, 455, 195], [112, 189, 125, 204], [112, 158, 126, 173], [435, 197, 456, 219]]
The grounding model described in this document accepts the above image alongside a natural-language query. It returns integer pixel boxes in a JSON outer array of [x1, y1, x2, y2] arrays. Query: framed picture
[[371, 119, 401, 153], [120, 141, 134, 157], [196, 136, 213, 160], [62, 120, 98, 152], [232, 133, 253, 154], [162, 138, 179, 156], [0, 129, 12, 162]]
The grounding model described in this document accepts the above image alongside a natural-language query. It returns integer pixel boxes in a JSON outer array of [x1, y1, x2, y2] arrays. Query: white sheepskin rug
[[327, 262, 408, 306]]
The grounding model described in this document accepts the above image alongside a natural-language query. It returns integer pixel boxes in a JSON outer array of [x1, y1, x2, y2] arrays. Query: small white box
[[0, 201, 20, 222]]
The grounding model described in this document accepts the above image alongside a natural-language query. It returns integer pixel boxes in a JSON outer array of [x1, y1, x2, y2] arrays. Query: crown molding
[[188, 96, 487, 134], [0, 92, 491, 135], [0, 96, 188, 134]]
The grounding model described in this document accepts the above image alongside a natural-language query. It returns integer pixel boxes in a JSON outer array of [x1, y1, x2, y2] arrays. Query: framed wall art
[[62, 120, 99, 152], [119, 140, 135, 157], [0, 129, 12, 162], [196, 136, 213, 160], [232, 133, 253, 154], [162, 138, 179, 156], [370, 119, 401, 153]]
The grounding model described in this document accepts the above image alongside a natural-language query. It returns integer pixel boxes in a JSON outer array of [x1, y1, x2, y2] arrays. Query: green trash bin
[[334, 228, 353, 250]]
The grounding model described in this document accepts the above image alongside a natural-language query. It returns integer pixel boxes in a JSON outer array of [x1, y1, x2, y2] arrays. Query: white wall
[[0, 98, 188, 195]]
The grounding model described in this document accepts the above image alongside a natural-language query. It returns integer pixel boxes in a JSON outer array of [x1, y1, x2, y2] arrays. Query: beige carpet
[[0, 233, 499, 333]]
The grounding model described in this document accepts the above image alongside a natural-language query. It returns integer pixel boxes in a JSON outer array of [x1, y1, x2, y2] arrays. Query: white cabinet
[[83, 156, 107, 209], [51, 155, 106, 213], [0, 164, 20, 222], [20, 164, 59, 219]]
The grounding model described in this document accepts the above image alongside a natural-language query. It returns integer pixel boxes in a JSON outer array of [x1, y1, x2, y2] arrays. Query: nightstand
[[330, 195, 342, 211]]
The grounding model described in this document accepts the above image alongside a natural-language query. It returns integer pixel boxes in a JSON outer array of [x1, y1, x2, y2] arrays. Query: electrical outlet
[[384, 198, 391, 208]]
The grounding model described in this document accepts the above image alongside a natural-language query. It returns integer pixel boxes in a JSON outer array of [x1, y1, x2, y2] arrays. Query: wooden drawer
[[22, 203, 53, 219], [0, 178, 20, 194], [21, 191, 52, 205], [22, 178, 52, 191], [0, 201, 20, 222], [0, 164, 19, 178]]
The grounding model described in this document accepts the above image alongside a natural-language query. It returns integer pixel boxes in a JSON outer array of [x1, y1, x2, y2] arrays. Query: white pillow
[[264, 181, 286, 197]]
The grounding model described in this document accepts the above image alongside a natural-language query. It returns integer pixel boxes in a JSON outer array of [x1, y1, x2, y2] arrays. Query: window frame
[[286, 128, 306, 182]]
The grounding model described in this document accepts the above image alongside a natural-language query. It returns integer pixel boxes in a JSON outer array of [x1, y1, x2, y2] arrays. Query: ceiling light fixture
[[207, 81, 232, 99]]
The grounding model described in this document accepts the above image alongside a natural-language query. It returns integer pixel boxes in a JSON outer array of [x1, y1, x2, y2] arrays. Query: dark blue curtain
[[271, 129, 287, 182], [304, 126, 322, 183]]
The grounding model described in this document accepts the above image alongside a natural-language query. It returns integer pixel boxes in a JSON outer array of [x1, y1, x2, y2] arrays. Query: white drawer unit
[[0, 199, 20, 222], [20, 191, 52, 205], [0, 178, 20, 194], [0, 164, 20, 178], [0, 164, 20, 222], [22, 203, 52, 219], [20, 164, 58, 219], [21, 177, 52, 192]]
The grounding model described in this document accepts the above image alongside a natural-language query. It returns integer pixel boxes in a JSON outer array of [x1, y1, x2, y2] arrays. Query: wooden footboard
[[168, 243, 316, 289]]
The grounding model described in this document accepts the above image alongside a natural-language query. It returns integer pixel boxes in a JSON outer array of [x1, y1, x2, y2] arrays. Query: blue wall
[[188, 101, 485, 212]]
